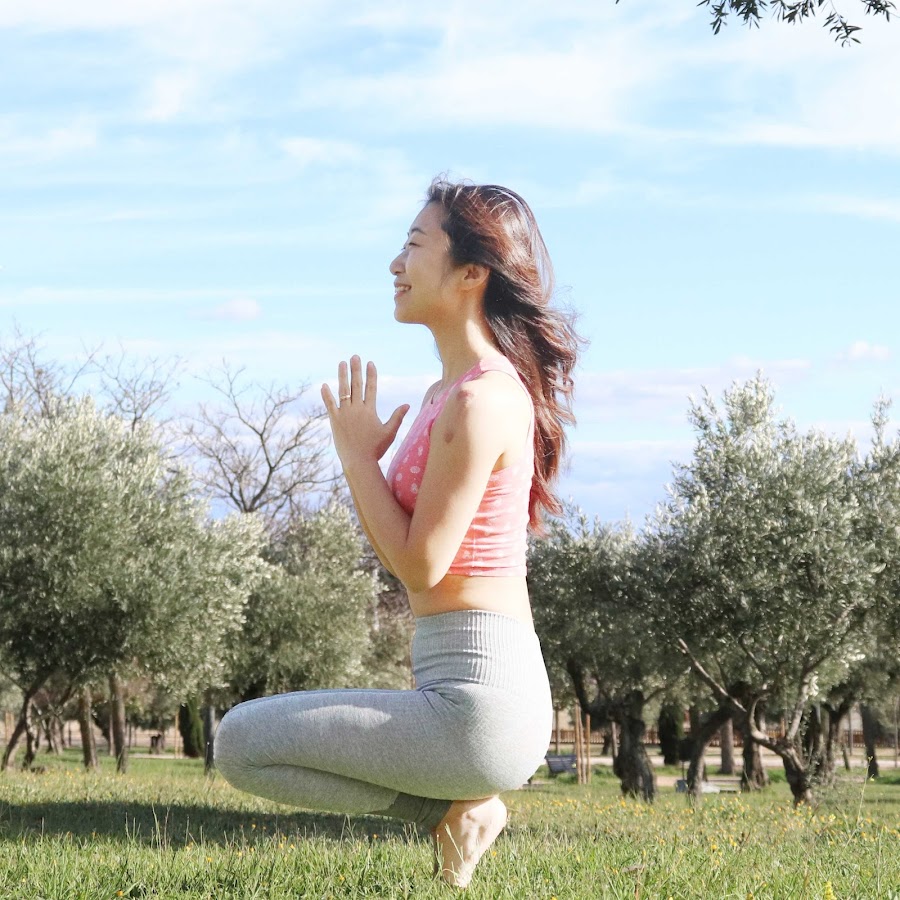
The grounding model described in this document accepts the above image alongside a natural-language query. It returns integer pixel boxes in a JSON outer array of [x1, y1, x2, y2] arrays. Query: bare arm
[[322, 356, 523, 594], [347, 480, 398, 578]]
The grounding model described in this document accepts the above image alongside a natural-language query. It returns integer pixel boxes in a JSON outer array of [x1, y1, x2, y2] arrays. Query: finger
[[338, 360, 349, 402], [350, 355, 363, 402], [321, 384, 338, 416], [385, 404, 410, 439], [364, 360, 376, 406]]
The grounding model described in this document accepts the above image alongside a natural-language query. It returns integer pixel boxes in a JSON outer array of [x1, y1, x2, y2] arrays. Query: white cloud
[[296, 45, 652, 134], [143, 71, 198, 122], [575, 357, 812, 425], [209, 298, 262, 321], [687, 16, 900, 153], [280, 137, 364, 168], [810, 195, 900, 224], [0, 119, 97, 160], [836, 340, 891, 364], [560, 438, 691, 524]]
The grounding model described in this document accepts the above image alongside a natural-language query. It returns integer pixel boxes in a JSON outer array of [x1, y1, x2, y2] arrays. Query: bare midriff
[[409, 574, 533, 626]]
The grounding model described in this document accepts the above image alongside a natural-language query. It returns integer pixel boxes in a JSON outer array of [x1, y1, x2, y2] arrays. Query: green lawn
[[1, 752, 898, 898]]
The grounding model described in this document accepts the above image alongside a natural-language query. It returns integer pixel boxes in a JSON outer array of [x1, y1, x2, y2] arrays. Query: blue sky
[[2, 0, 898, 524]]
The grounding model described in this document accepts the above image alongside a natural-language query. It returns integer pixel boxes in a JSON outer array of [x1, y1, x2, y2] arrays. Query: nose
[[390, 250, 405, 276]]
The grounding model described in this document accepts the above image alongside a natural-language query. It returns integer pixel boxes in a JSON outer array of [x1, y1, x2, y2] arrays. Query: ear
[[459, 263, 490, 292]]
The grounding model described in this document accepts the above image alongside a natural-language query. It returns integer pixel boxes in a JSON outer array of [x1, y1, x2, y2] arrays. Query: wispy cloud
[[575, 357, 812, 425], [835, 340, 892, 364], [208, 298, 262, 321], [143, 71, 199, 122], [280, 137, 364, 168], [0, 119, 98, 160], [810, 195, 900, 224]]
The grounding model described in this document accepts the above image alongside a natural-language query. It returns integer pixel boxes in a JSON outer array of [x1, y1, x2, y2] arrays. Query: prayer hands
[[321, 356, 410, 466]]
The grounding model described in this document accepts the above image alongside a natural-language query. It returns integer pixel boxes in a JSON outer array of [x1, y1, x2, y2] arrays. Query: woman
[[214, 178, 581, 887]]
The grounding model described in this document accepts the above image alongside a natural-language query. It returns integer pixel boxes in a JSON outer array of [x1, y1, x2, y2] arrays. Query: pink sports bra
[[386, 357, 534, 577]]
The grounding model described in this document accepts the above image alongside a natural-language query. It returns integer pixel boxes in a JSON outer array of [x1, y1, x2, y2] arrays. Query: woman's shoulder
[[441, 366, 532, 438]]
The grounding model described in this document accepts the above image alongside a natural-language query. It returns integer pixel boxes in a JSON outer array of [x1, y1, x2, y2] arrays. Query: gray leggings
[[214, 610, 552, 830]]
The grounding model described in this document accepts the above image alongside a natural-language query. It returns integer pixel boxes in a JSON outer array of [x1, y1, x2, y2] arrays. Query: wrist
[[342, 453, 378, 479]]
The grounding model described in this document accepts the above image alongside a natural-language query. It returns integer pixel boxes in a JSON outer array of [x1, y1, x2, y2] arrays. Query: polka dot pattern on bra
[[384, 358, 534, 577]]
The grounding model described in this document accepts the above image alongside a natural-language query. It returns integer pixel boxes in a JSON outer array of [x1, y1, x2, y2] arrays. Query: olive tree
[[691, 0, 894, 44], [652, 376, 878, 803], [0, 396, 266, 771], [529, 511, 681, 801], [228, 502, 379, 701]]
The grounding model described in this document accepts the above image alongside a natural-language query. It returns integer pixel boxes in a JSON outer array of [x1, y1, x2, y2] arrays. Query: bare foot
[[431, 796, 507, 888]]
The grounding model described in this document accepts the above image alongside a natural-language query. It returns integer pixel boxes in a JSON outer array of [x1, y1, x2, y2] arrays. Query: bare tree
[[94, 346, 183, 435], [184, 364, 334, 533], [0, 325, 94, 418]]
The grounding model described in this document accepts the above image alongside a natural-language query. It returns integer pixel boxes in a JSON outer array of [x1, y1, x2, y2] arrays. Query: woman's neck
[[431, 316, 502, 386]]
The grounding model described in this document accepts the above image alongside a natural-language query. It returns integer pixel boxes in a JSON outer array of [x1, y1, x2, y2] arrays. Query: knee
[[213, 705, 252, 786]]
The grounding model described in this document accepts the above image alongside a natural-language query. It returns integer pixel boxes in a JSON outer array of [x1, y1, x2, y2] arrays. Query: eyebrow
[[407, 226, 426, 236]]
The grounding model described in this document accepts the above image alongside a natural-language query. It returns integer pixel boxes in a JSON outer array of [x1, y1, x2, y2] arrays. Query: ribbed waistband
[[411, 609, 549, 694]]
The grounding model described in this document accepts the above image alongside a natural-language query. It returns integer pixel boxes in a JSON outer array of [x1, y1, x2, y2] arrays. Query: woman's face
[[389, 202, 454, 325]]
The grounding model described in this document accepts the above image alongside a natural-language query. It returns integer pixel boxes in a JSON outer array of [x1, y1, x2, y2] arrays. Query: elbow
[[397, 555, 451, 595], [400, 569, 443, 595]]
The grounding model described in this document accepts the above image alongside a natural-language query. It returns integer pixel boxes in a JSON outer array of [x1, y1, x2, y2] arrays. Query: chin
[[393, 304, 421, 325]]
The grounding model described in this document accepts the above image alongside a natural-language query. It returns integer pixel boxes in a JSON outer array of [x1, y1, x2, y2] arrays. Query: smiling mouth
[[394, 285, 410, 297]]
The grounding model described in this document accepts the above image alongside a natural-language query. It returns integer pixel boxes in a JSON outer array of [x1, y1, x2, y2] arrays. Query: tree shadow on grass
[[0, 799, 414, 846]]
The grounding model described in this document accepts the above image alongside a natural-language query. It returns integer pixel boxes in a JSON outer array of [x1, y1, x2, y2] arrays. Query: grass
[[0, 751, 898, 898]]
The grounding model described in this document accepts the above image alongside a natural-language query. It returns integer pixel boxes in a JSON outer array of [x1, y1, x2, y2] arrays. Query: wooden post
[[573, 701, 584, 784], [584, 713, 592, 784], [894, 695, 899, 770], [554, 708, 561, 754]]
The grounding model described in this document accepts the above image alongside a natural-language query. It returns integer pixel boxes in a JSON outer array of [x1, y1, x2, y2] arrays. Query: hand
[[321, 356, 410, 466]]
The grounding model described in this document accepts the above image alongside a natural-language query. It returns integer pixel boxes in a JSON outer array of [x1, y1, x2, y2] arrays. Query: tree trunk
[[43, 715, 63, 756], [658, 702, 683, 766], [21, 700, 40, 770], [202, 704, 216, 775], [719, 719, 735, 775], [803, 704, 825, 785], [817, 702, 849, 787], [687, 705, 731, 800], [841, 742, 852, 770], [612, 691, 655, 802], [740, 709, 769, 791], [860, 704, 880, 780], [109, 673, 128, 775], [178, 699, 204, 758], [2, 682, 44, 771], [78, 686, 99, 770], [781, 745, 814, 805], [1, 714, 26, 771]]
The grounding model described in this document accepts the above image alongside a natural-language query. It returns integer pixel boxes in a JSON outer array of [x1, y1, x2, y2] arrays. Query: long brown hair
[[426, 177, 584, 530]]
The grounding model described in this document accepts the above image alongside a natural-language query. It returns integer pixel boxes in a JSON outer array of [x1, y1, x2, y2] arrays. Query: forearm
[[343, 457, 424, 590], [346, 478, 399, 578]]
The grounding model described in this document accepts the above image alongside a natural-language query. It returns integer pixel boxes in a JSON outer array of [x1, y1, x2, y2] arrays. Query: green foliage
[[529, 511, 680, 714], [228, 502, 378, 700], [696, 0, 895, 44], [644, 376, 887, 796], [656, 377, 873, 700], [0, 396, 266, 698]]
